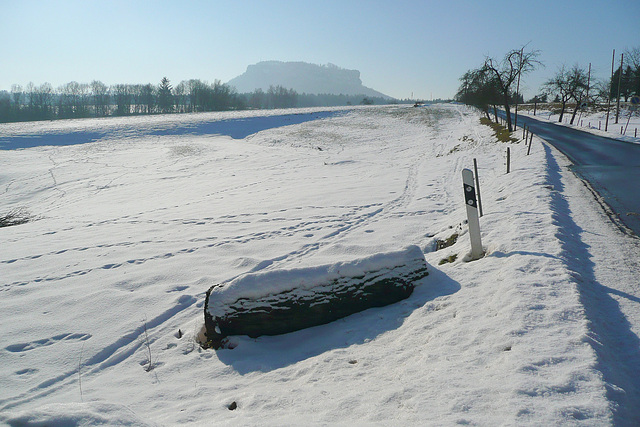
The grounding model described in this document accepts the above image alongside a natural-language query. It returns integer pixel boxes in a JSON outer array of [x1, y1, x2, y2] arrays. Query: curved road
[[503, 112, 640, 237]]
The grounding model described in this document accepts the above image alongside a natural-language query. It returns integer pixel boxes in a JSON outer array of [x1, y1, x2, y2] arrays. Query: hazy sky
[[1, 0, 638, 100]]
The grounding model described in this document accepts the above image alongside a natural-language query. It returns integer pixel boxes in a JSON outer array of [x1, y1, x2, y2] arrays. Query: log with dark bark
[[204, 246, 429, 349]]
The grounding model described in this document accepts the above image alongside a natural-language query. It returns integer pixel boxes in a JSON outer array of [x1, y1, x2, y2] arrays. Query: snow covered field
[[1, 104, 639, 425]]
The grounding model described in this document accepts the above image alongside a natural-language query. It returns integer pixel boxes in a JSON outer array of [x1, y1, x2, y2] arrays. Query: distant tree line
[[0, 78, 242, 122], [0, 77, 393, 123], [297, 93, 390, 107]]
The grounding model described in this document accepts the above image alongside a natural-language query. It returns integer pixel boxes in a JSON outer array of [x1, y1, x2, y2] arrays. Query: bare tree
[[543, 65, 588, 124], [591, 79, 611, 104], [212, 79, 234, 111], [566, 65, 589, 124], [91, 80, 110, 117], [11, 84, 22, 109], [483, 46, 542, 132], [112, 84, 132, 116], [25, 82, 36, 118], [31, 83, 54, 120], [59, 81, 91, 118], [58, 82, 75, 118], [0, 91, 10, 122], [626, 47, 640, 70], [186, 79, 205, 112], [543, 66, 573, 123], [267, 85, 297, 109], [140, 83, 156, 114], [173, 81, 187, 113], [456, 68, 501, 121], [248, 88, 265, 109], [543, 64, 588, 124], [629, 47, 640, 98]]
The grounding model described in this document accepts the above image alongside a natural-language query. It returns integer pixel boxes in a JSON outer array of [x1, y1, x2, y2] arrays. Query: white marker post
[[462, 169, 483, 260]]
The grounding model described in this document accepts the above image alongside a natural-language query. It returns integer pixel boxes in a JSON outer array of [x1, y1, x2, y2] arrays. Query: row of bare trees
[[540, 47, 639, 124], [542, 65, 589, 124], [457, 46, 640, 128], [456, 46, 541, 131]]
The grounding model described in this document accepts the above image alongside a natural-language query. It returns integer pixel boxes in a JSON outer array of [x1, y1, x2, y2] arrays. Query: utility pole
[[513, 46, 524, 130], [606, 49, 615, 132], [616, 53, 624, 124], [577, 63, 592, 127], [586, 63, 591, 103]]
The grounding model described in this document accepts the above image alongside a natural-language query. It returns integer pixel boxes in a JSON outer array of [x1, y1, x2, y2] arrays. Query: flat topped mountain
[[228, 61, 390, 98]]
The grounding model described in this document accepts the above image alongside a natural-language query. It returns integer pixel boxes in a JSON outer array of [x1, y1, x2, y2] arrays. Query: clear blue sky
[[1, 0, 638, 100]]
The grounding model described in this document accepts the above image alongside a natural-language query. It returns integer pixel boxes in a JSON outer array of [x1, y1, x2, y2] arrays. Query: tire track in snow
[[236, 153, 428, 274], [1, 208, 372, 289], [233, 106, 472, 273]]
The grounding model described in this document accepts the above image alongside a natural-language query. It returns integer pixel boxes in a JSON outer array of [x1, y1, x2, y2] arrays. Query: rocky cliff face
[[228, 61, 390, 98]]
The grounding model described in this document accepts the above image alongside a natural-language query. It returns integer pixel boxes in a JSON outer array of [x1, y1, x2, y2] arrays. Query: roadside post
[[616, 53, 624, 124], [462, 169, 483, 260]]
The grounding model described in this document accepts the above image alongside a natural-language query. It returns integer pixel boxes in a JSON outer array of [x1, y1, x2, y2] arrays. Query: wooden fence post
[[473, 158, 483, 217]]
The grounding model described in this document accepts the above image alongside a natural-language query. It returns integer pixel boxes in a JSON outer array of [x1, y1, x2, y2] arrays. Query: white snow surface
[[1, 104, 639, 425]]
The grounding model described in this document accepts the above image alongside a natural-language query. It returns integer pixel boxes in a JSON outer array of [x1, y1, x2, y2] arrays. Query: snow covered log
[[204, 245, 429, 349]]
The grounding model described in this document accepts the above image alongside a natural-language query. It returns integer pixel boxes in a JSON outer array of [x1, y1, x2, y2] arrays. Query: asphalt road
[[503, 111, 640, 237]]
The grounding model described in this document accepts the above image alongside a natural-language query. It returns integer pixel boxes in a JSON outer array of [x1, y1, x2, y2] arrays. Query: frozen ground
[[1, 104, 639, 425]]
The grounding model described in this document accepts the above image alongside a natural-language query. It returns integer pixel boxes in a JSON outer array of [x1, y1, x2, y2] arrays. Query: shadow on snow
[[214, 267, 460, 375], [544, 143, 640, 425], [0, 111, 342, 150]]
